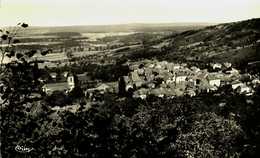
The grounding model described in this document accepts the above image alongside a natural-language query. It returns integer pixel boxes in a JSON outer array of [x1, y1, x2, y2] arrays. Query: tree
[[0, 23, 50, 157], [46, 90, 71, 107], [0, 23, 46, 105], [175, 112, 242, 158], [118, 76, 126, 96]]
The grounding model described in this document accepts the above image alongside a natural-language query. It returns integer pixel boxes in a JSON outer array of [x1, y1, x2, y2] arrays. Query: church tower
[[67, 74, 75, 91]]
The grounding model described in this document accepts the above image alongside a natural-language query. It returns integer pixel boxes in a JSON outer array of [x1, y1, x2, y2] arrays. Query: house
[[130, 70, 142, 82], [235, 84, 253, 96], [150, 88, 165, 98], [190, 66, 200, 73], [209, 85, 218, 91], [95, 83, 110, 92], [62, 71, 69, 78], [155, 64, 162, 69], [86, 83, 111, 98], [185, 89, 196, 97], [42, 82, 71, 95], [240, 85, 251, 94], [159, 70, 171, 81], [223, 62, 232, 68], [151, 42, 169, 51], [226, 68, 239, 75], [166, 63, 174, 71], [173, 65, 181, 70], [196, 72, 208, 80], [76, 72, 92, 88], [175, 75, 187, 84], [186, 78, 197, 87], [42, 73, 75, 95], [144, 69, 154, 81], [208, 78, 221, 87], [231, 80, 244, 90], [147, 82, 156, 89], [123, 76, 130, 83], [134, 81, 143, 88], [50, 72, 57, 79], [175, 72, 188, 84], [126, 84, 134, 91], [166, 78, 175, 85], [133, 88, 149, 99], [137, 68, 145, 76], [252, 79, 260, 87], [212, 63, 222, 70], [148, 63, 155, 68], [181, 63, 187, 67], [197, 81, 211, 93]]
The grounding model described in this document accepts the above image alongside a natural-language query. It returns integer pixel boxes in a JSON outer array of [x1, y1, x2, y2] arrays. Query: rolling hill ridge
[[152, 18, 260, 65]]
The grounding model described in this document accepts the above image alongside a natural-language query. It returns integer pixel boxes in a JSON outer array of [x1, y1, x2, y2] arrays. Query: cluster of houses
[[40, 59, 260, 101], [122, 60, 259, 99]]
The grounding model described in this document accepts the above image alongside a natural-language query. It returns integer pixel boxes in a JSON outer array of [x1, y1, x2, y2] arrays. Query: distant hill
[[150, 18, 260, 65], [19, 23, 211, 35]]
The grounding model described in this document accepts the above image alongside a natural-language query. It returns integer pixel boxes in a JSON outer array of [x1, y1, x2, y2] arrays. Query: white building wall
[[232, 83, 243, 89], [209, 79, 221, 87], [176, 76, 187, 84], [67, 75, 75, 90]]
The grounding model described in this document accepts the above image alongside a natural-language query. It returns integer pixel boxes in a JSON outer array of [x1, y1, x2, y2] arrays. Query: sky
[[0, 0, 259, 26]]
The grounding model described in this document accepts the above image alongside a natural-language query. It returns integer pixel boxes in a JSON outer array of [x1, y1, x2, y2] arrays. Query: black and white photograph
[[0, 0, 260, 157]]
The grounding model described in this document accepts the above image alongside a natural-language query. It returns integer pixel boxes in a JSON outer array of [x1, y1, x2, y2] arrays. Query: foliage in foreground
[[1, 91, 260, 157]]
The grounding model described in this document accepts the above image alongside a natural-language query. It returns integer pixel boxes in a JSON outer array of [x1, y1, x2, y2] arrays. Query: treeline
[[48, 62, 130, 82], [43, 32, 82, 37]]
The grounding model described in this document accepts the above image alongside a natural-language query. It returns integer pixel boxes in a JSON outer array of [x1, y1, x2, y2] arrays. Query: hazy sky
[[0, 0, 259, 26]]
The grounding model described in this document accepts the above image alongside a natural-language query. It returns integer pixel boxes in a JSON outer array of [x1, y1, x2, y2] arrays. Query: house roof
[[131, 70, 141, 82], [195, 72, 208, 79], [240, 84, 249, 88], [176, 71, 188, 77], [50, 72, 57, 77], [76, 73, 90, 82], [231, 80, 242, 85], [44, 82, 69, 92], [150, 88, 165, 96], [96, 83, 110, 90], [137, 88, 149, 95], [62, 71, 69, 77], [207, 75, 220, 81], [87, 83, 110, 92]]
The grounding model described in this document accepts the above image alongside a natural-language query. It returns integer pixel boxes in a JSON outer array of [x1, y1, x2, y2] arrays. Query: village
[[123, 60, 260, 99], [40, 59, 260, 101]]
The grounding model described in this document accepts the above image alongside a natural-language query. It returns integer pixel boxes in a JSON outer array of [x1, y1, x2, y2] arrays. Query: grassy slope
[[152, 18, 260, 64]]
